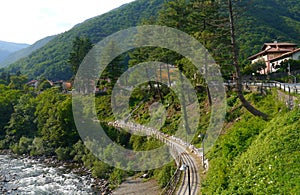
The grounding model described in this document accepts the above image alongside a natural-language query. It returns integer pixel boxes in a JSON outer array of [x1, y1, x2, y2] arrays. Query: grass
[[201, 90, 300, 194]]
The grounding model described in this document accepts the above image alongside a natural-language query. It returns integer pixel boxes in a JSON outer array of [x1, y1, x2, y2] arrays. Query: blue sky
[[0, 0, 135, 44]]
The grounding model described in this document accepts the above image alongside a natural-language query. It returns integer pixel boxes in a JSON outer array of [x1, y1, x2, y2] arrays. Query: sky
[[0, 0, 136, 44]]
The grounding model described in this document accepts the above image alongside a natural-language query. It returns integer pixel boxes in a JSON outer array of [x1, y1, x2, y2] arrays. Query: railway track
[[109, 120, 201, 195]]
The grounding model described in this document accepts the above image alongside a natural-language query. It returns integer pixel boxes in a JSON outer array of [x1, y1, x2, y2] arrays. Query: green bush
[[55, 146, 72, 160], [70, 140, 86, 162], [92, 161, 111, 179], [109, 168, 124, 188], [155, 163, 176, 188], [0, 139, 8, 149], [11, 136, 32, 155], [30, 137, 54, 156]]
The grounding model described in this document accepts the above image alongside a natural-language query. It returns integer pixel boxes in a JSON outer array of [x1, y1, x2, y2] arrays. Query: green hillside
[[202, 90, 300, 194], [3, 0, 300, 80], [5, 0, 164, 81]]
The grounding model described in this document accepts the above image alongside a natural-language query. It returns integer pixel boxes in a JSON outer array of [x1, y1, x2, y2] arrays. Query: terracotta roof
[[262, 42, 297, 50], [248, 49, 270, 60], [26, 80, 38, 85], [263, 42, 297, 46], [247, 47, 289, 60], [268, 48, 294, 52], [248, 42, 297, 60], [270, 48, 300, 63]]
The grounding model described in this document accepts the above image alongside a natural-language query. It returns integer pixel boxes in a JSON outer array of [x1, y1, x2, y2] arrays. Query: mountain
[[5, 0, 164, 80], [0, 41, 29, 64], [0, 36, 56, 68], [4, 0, 300, 80]]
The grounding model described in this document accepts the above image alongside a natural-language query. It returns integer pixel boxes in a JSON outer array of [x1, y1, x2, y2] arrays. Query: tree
[[37, 78, 52, 92], [227, 0, 268, 120], [5, 94, 37, 143], [68, 36, 93, 77], [0, 85, 21, 139], [36, 93, 79, 148], [243, 60, 266, 75], [277, 59, 300, 73], [0, 70, 10, 85], [35, 88, 65, 133], [8, 74, 28, 90]]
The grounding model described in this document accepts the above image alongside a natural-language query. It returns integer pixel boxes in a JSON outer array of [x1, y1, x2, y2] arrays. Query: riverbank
[[0, 150, 112, 194]]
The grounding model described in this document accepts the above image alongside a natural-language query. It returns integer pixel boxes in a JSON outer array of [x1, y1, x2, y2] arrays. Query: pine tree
[[227, 0, 268, 120], [68, 36, 93, 77]]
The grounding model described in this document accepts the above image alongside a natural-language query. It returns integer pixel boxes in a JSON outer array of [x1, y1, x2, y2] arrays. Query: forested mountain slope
[[3, 0, 300, 80], [5, 0, 164, 80]]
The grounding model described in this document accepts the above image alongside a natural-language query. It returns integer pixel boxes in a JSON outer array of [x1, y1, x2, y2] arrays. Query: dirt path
[[112, 177, 161, 195]]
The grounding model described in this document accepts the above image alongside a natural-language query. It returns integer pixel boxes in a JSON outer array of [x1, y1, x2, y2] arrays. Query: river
[[0, 154, 106, 194]]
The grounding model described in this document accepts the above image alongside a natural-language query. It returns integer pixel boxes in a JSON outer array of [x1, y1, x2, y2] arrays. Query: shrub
[[55, 146, 72, 160], [30, 137, 53, 156], [109, 168, 124, 188], [11, 136, 32, 155], [155, 163, 176, 188], [92, 160, 111, 179]]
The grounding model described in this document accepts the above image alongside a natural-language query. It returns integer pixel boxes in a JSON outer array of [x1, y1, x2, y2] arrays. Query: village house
[[248, 42, 300, 74], [270, 48, 300, 69]]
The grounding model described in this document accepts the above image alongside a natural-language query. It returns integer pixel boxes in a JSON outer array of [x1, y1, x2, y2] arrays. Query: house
[[26, 79, 39, 88], [270, 48, 300, 69], [248, 42, 299, 74], [53, 80, 72, 93]]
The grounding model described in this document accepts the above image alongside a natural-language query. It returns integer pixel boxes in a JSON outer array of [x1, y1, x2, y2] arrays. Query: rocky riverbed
[[0, 152, 111, 194]]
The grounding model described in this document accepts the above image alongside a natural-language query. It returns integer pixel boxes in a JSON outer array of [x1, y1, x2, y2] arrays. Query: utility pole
[[288, 62, 297, 84], [198, 133, 205, 169]]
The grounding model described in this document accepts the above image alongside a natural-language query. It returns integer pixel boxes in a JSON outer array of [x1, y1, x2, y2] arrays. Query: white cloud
[[0, 0, 135, 44]]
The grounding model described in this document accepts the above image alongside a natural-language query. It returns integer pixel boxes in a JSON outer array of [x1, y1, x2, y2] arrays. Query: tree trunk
[[145, 67, 156, 99], [179, 71, 191, 134], [227, 0, 268, 120]]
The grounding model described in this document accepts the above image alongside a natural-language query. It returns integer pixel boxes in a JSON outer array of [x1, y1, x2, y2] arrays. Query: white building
[[270, 48, 300, 70], [248, 42, 299, 74]]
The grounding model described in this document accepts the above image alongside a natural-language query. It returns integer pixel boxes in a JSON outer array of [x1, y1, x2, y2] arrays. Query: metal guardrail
[[225, 80, 300, 94]]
